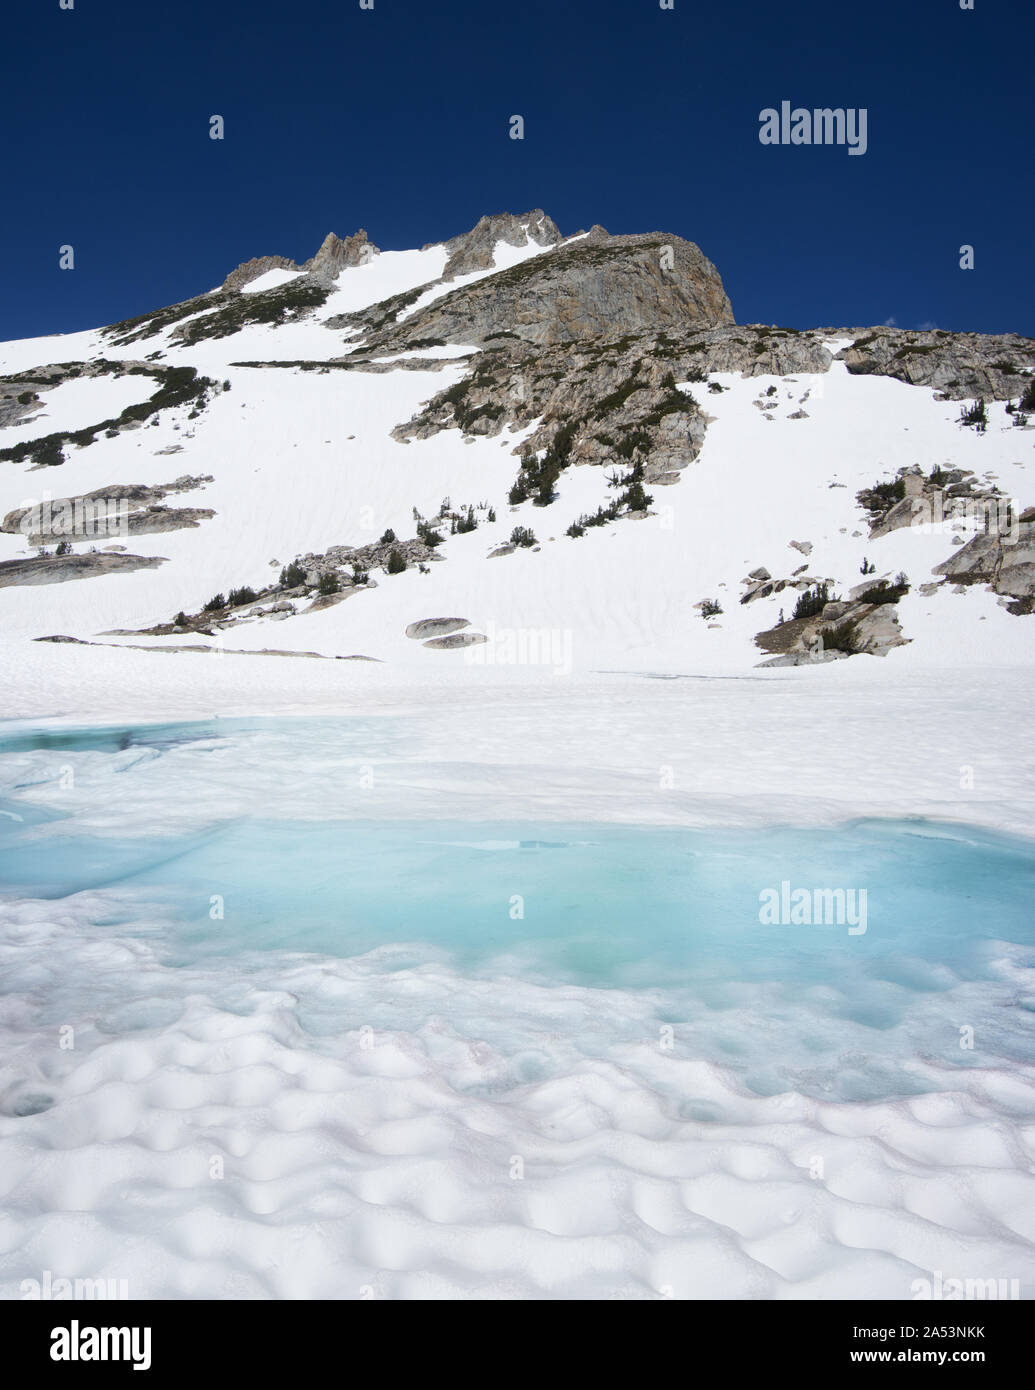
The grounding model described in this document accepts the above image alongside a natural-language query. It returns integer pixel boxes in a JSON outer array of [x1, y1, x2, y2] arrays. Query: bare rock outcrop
[[932, 518, 1035, 613], [221, 255, 300, 292], [755, 591, 911, 665], [3, 476, 215, 543], [390, 320, 833, 491], [0, 552, 166, 588], [303, 230, 379, 284], [392, 330, 712, 488], [221, 230, 380, 293], [436, 210, 562, 279], [862, 466, 1018, 542], [679, 325, 832, 377], [370, 232, 733, 354], [837, 328, 1035, 401]]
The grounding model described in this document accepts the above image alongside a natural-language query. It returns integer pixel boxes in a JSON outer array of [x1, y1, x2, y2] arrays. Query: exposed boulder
[[406, 618, 471, 640], [423, 631, 488, 650]]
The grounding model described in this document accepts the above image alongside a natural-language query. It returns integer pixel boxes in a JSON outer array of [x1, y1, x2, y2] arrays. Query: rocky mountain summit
[[219, 211, 563, 294], [435, 210, 562, 278], [217, 214, 732, 351], [221, 229, 379, 291]]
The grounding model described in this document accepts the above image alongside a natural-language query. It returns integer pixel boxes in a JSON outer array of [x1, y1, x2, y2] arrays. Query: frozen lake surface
[[1, 718, 1033, 1299]]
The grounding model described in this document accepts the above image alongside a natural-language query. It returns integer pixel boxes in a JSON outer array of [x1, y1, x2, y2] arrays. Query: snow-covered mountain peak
[[0, 212, 1032, 689]]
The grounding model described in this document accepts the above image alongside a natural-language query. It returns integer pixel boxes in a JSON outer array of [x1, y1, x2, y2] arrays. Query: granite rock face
[[392, 329, 709, 486], [370, 232, 733, 354], [679, 325, 832, 377], [2, 476, 215, 543], [837, 328, 1035, 401], [932, 519, 1035, 612], [390, 321, 832, 491], [0, 552, 166, 588]]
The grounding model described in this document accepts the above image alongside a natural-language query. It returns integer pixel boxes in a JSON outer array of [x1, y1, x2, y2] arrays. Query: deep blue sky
[[2, 0, 1030, 343]]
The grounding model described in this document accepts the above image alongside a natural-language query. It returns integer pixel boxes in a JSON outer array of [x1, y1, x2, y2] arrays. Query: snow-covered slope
[[0, 213, 1032, 690]]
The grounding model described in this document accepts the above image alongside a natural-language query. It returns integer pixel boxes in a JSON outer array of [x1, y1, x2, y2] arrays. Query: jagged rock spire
[[221, 212, 568, 292], [221, 229, 379, 291], [436, 210, 562, 279], [303, 230, 379, 284]]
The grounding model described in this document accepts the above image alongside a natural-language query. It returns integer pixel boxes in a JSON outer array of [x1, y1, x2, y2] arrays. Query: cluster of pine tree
[[792, 582, 837, 620], [508, 421, 577, 505]]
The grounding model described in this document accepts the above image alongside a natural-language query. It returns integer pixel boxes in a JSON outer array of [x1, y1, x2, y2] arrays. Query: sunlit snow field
[[1, 716, 1033, 1300]]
